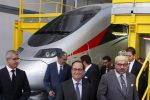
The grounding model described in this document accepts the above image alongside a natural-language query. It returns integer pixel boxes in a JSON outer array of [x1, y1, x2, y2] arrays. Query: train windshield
[[28, 6, 101, 47]]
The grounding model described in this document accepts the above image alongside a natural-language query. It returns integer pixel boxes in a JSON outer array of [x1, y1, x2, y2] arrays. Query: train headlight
[[35, 48, 62, 58]]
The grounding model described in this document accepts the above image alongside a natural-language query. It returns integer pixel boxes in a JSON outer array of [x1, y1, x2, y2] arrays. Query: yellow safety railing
[[136, 52, 150, 100], [14, 0, 74, 50], [19, 0, 74, 20]]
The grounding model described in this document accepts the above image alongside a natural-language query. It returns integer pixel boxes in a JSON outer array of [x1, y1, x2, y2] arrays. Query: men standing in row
[[0, 50, 31, 100], [80, 55, 100, 100], [43, 51, 71, 100], [97, 55, 139, 100], [56, 61, 94, 100]]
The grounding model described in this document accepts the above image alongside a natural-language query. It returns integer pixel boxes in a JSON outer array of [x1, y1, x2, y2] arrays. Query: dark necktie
[[120, 74, 127, 96], [128, 62, 130, 72], [11, 70, 16, 88], [75, 83, 80, 100], [59, 66, 63, 81]]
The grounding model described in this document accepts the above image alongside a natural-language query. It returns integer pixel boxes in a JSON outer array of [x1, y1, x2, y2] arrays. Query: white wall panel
[[0, 12, 18, 65], [0, 0, 19, 7]]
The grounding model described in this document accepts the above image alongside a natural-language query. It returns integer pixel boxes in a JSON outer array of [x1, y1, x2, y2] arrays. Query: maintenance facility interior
[[1, 0, 150, 100]]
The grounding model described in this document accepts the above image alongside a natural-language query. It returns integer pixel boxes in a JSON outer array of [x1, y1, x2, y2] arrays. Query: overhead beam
[[0, 4, 37, 15]]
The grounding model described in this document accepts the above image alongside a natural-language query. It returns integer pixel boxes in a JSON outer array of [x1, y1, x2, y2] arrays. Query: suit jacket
[[43, 62, 71, 93], [56, 79, 94, 100], [100, 65, 114, 79], [84, 64, 100, 100], [97, 70, 139, 100], [0, 67, 31, 100], [131, 60, 142, 77]]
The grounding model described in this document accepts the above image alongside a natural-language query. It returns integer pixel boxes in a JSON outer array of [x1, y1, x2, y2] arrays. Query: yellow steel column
[[128, 24, 139, 58], [14, 21, 23, 50], [60, 0, 63, 13]]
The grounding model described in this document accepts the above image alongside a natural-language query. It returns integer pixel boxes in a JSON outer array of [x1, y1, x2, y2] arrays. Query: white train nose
[[18, 60, 48, 90]]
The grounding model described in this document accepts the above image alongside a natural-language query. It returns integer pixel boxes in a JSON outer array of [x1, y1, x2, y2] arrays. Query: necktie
[[128, 62, 130, 72], [59, 66, 63, 81], [75, 83, 80, 100], [60, 66, 63, 74], [120, 74, 127, 96], [11, 70, 16, 88]]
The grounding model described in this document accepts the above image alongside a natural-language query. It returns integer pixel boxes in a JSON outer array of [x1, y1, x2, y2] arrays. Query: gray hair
[[6, 50, 18, 59], [115, 55, 128, 63], [57, 51, 67, 58], [118, 50, 126, 56]]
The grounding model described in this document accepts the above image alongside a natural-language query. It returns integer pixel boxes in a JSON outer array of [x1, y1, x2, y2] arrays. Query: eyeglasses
[[9, 58, 20, 60], [72, 68, 83, 71], [116, 63, 128, 67]]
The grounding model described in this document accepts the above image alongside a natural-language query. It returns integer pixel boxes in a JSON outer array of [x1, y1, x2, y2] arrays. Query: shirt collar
[[6, 65, 16, 72], [57, 62, 63, 67], [85, 64, 92, 72], [129, 59, 135, 65], [114, 70, 126, 78], [72, 78, 82, 85]]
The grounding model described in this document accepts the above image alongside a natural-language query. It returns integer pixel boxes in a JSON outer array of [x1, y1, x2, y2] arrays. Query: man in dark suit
[[0, 50, 31, 100], [56, 61, 93, 100], [126, 47, 142, 77], [100, 56, 114, 79], [80, 55, 100, 100], [43, 51, 71, 100], [126, 47, 146, 99], [97, 55, 139, 100]]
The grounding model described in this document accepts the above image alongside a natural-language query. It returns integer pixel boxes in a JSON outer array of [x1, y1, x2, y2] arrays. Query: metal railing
[[19, 0, 74, 21], [136, 52, 150, 100]]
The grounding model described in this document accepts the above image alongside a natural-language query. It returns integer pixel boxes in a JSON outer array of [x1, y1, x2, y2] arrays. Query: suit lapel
[[126, 73, 132, 96], [15, 68, 20, 86], [69, 79, 78, 100], [3, 67, 13, 90], [111, 70, 125, 97], [131, 60, 138, 75], [54, 62, 59, 78], [4, 67, 12, 84], [82, 80, 86, 100]]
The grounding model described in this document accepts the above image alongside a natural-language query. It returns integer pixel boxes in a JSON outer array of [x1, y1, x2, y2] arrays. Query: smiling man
[[97, 55, 139, 100], [56, 61, 94, 100]]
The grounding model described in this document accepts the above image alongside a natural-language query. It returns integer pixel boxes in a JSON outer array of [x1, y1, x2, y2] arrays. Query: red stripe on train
[[69, 28, 108, 56]]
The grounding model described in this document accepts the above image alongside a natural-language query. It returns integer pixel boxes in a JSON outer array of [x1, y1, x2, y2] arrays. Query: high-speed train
[[17, 4, 127, 91]]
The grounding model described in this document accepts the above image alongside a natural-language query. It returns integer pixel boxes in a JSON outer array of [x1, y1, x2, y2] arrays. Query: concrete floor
[[28, 92, 48, 100]]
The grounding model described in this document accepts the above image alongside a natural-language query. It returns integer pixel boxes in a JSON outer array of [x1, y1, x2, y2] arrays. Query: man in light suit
[[0, 50, 31, 100], [56, 61, 94, 100], [80, 55, 100, 100], [97, 55, 139, 100], [43, 51, 71, 100]]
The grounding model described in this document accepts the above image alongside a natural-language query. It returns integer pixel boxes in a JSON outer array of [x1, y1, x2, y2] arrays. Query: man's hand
[[49, 91, 55, 96]]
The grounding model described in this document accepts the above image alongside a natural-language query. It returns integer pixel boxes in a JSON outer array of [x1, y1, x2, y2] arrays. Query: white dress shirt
[[115, 70, 127, 89], [85, 64, 92, 72], [57, 62, 63, 74], [128, 59, 135, 72], [6, 65, 16, 80], [72, 78, 82, 98]]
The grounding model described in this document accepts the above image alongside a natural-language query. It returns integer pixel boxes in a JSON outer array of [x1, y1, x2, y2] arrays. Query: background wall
[[0, 12, 18, 65]]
